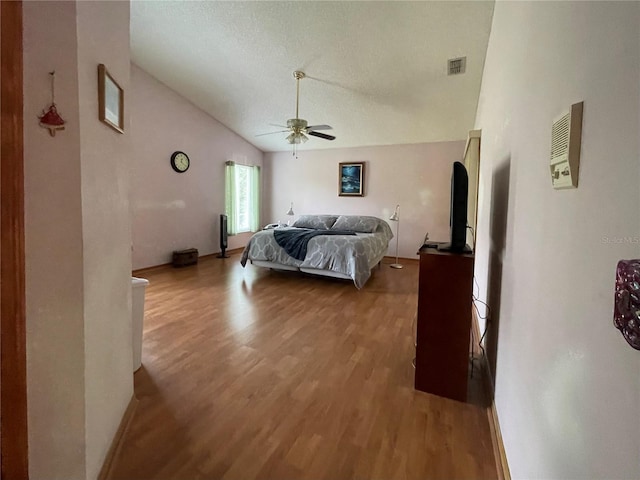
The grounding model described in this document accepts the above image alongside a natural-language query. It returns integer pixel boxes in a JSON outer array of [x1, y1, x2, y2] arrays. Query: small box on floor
[[172, 248, 198, 267]]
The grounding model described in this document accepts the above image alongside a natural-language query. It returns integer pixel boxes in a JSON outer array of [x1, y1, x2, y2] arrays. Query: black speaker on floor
[[217, 214, 229, 258]]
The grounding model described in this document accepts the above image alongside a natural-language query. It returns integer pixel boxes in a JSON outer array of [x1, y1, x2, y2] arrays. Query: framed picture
[[338, 162, 365, 197], [98, 64, 124, 134]]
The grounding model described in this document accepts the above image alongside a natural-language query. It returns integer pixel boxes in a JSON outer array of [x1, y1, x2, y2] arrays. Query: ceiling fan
[[257, 71, 336, 156]]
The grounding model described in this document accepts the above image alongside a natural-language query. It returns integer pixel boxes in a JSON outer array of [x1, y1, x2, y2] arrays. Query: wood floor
[[110, 255, 497, 480]]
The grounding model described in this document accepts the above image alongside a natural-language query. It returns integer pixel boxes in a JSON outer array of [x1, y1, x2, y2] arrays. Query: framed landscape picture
[[338, 162, 365, 196], [98, 64, 124, 134]]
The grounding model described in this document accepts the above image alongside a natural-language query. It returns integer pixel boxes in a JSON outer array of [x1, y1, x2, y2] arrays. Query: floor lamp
[[389, 205, 403, 269]]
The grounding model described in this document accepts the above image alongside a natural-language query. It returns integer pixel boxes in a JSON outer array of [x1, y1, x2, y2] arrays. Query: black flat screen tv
[[438, 161, 471, 253]]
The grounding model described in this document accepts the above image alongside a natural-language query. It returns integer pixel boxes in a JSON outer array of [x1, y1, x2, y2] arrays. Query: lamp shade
[[286, 133, 308, 145], [286, 202, 294, 216], [389, 204, 400, 222]]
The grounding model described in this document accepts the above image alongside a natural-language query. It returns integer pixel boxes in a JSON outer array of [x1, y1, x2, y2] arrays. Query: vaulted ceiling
[[131, 1, 494, 153]]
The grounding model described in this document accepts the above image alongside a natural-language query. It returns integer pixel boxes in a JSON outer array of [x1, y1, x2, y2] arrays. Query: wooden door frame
[[1, 1, 29, 479]]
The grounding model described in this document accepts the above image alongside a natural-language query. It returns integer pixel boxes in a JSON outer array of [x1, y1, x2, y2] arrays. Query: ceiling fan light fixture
[[286, 132, 309, 144], [257, 70, 335, 155]]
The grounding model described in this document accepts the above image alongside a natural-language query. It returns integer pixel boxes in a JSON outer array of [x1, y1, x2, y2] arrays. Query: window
[[225, 162, 260, 235]]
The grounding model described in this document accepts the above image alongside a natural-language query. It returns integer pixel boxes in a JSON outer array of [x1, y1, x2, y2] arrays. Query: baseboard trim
[[97, 394, 138, 480], [486, 384, 510, 480], [471, 309, 511, 480], [201, 247, 244, 258], [133, 252, 412, 275], [132, 263, 171, 276], [382, 256, 419, 265], [132, 249, 244, 276]]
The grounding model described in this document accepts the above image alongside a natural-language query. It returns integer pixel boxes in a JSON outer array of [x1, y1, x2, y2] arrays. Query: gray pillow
[[331, 215, 381, 233], [292, 215, 338, 230]]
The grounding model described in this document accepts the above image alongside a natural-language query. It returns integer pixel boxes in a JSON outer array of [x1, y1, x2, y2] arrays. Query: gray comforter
[[240, 222, 393, 288]]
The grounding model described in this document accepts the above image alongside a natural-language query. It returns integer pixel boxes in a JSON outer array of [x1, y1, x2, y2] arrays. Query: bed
[[240, 214, 394, 288]]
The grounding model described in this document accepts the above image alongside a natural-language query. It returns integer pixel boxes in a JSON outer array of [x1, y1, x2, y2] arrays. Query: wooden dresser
[[415, 247, 474, 402]]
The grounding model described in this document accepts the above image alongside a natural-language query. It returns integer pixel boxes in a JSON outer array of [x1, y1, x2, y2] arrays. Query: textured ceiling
[[131, 1, 494, 153]]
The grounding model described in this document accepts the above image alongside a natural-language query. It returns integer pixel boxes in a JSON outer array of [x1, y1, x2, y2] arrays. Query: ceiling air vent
[[448, 57, 466, 75]]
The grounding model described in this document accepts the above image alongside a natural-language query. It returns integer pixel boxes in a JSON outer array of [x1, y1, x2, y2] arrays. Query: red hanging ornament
[[38, 71, 66, 137]]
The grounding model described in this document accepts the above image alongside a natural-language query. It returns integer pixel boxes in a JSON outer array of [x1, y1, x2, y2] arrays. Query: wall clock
[[170, 151, 190, 173]]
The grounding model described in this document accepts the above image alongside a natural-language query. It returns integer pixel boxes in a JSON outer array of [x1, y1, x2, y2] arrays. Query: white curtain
[[225, 161, 260, 235], [224, 161, 238, 235], [250, 165, 260, 232]]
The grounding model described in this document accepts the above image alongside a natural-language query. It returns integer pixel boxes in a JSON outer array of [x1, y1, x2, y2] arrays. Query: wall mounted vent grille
[[549, 102, 583, 190], [448, 57, 466, 75], [551, 112, 570, 160]]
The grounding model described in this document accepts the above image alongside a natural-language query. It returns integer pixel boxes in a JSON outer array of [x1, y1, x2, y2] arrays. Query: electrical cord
[[462, 225, 492, 374], [472, 294, 490, 320], [469, 276, 491, 375], [473, 275, 480, 299], [466, 225, 476, 250], [469, 320, 478, 378], [472, 296, 491, 359]]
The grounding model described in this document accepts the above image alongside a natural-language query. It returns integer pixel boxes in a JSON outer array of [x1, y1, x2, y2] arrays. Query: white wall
[[264, 141, 465, 259], [24, 3, 87, 478], [0, 4, 2, 466], [474, 2, 640, 478], [76, 2, 133, 479], [130, 65, 264, 270], [24, 2, 134, 478]]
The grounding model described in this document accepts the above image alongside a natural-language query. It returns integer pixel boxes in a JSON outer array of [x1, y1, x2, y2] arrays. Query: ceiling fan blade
[[269, 123, 288, 128], [306, 124, 333, 131], [308, 131, 336, 141], [255, 130, 289, 137]]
